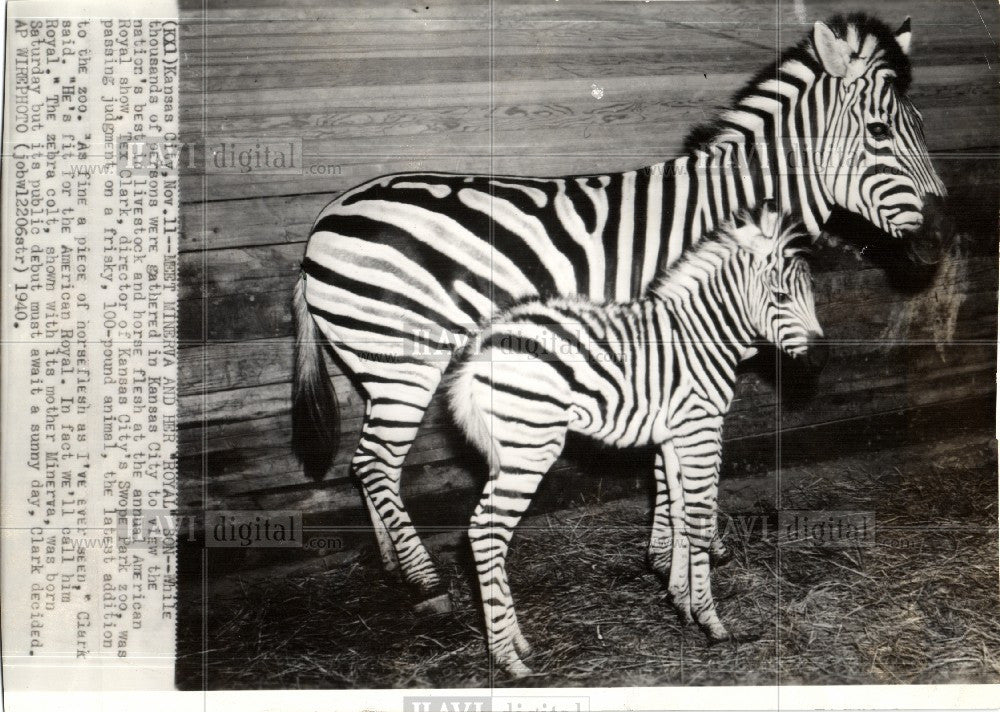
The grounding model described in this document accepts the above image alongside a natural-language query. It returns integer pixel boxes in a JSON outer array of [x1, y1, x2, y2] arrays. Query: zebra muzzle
[[904, 195, 951, 266], [801, 333, 829, 371]]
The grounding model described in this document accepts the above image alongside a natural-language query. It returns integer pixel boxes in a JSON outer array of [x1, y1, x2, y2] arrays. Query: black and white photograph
[[1, 0, 998, 703], [172, 0, 999, 691]]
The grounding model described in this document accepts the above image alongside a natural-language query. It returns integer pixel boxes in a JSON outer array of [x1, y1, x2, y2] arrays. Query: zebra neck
[[677, 65, 835, 237]]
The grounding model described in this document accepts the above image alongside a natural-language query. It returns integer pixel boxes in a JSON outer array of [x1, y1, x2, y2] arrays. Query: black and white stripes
[[291, 14, 945, 608], [448, 204, 820, 675]]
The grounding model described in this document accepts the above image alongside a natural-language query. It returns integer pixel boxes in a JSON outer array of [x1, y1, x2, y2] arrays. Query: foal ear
[[813, 21, 851, 78], [895, 16, 912, 56], [781, 232, 813, 259], [731, 208, 772, 257], [758, 199, 780, 238], [741, 228, 773, 258]]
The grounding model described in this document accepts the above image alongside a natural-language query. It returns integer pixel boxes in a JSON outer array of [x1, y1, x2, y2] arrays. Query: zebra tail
[[446, 343, 500, 476], [291, 273, 339, 480]]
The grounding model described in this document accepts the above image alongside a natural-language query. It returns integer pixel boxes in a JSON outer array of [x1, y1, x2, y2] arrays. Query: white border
[[5, 684, 1000, 712], [1, 0, 997, 707]]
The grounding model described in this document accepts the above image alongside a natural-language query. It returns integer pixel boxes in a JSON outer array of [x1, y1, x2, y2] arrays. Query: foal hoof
[[707, 629, 760, 646], [672, 605, 695, 627], [513, 631, 533, 658], [413, 592, 453, 615], [504, 659, 534, 678]]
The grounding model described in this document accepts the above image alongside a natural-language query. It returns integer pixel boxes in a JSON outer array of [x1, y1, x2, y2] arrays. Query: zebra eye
[[774, 292, 791, 305], [867, 122, 891, 140]]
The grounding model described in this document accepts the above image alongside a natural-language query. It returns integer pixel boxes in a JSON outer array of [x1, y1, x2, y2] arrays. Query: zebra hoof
[[413, 592, 453, 615], [709, 547, 734, 567]]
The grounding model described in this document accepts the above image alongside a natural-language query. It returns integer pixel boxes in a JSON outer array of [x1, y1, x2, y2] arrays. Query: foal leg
[[469, 460, 551, 677], [660, 442, 694, 625], [466, 393, 567, 677], [651, 455, 730, 580], [675, 425, 730, 642], [648, 450, 675, 579]]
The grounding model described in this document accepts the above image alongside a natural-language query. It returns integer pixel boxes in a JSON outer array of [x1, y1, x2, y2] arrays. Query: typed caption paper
[[2, 0, 179, 692]]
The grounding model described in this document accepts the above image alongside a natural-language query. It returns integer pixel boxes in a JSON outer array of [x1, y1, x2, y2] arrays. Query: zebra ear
[[813, 21, 851, 79], [895, 17, 912, 56]]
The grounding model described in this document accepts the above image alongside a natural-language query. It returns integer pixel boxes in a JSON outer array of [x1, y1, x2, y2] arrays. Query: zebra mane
[[651, 206, 810, 296], [684, 13, 913, 152]]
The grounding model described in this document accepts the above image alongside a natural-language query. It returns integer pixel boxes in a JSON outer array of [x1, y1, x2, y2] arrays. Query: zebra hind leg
[[362, 491, 399, 572], [355, 398, 400, 573], [352, 376, 451, 612], [450, 355, 572, 674]]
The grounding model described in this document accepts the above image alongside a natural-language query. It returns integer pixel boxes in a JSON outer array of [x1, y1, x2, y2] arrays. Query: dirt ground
[[177, 433, 999, 689]]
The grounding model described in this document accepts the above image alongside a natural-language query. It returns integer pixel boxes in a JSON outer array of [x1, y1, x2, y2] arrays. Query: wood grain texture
[[177, 0, 999, 201], [179, 0, 1000, 520]]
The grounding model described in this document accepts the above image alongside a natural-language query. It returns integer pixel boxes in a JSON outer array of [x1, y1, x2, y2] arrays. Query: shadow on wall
[[822, 199, 953, 294]]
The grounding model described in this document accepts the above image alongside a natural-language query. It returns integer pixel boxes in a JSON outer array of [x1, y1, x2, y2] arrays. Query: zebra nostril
[[904, 197, 951, 266], [921, 194, 947, 221], [802, 334, 829, 371]]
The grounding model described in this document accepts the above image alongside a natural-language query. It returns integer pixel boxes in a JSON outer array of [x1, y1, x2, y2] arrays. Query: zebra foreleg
[[650, 451, 731, 580]]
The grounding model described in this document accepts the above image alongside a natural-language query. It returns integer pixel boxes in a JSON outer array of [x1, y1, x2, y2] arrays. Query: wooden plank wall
[[178, 1, 999, 527]]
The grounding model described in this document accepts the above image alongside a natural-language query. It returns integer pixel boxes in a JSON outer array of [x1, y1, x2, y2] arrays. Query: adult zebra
[[449, 203, 819, 675], [292, 14, 946, 608]]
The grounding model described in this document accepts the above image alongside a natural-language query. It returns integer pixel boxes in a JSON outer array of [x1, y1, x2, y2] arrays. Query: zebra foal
[[448, 203, 823, 676]]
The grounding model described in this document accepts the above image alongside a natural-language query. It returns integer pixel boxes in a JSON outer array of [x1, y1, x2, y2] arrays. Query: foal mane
[[651, 205, 811, 296]]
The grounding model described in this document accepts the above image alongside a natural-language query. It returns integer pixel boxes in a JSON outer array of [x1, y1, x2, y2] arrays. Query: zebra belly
[[488, 344, 670, 448]]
